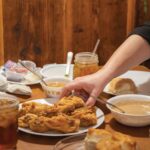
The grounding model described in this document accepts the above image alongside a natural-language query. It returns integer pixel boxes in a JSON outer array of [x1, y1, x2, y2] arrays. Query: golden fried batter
[[71, 107, 97, 127], [19, 102, 58, 117], [55, 96, 85, 114], [29, 116, 49, 132], [57, 96, 85, 108], [18, 113, 38, 128], [44, 114, 80, 133]]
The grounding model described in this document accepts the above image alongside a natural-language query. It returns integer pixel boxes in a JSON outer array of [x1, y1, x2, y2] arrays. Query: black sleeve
[[131, 22, 150, 44]]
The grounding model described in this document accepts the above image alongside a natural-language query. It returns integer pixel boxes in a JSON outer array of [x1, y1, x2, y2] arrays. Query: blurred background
[[0, 0, 150, 67]]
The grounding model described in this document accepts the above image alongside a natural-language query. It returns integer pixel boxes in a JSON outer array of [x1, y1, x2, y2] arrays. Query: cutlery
[[18, 60, 48, 86], [90, 95, 125, 113], [65, 52, 73, 77]]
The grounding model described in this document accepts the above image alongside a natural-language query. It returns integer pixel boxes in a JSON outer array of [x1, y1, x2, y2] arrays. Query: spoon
[[65, 52, 73, 77], [90, 95, 125, 113]]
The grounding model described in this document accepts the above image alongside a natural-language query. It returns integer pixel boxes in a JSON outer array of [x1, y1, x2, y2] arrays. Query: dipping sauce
[[47, 82, 66, 88], [114, 100, 150, 115]]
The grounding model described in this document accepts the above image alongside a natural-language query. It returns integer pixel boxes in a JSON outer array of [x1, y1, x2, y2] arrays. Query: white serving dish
[[107, 94, 150, 127], [40, 64, 73, 79], [40, 77, 72, 98]]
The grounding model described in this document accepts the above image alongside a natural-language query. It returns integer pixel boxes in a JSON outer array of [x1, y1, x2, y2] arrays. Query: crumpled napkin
[[6, 84, 32, 96], [0, 75, 8, 91]]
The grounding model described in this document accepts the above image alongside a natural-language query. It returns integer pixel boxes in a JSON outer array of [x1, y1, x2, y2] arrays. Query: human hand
[[61, 70, 110, 106]]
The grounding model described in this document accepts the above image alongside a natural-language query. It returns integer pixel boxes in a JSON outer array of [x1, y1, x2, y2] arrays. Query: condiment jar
[[73, 52, 99, 79]]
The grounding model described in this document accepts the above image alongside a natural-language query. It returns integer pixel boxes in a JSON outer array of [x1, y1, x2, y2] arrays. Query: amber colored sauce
[[73, 63, 99, 79], [47, 82, 66, 87]]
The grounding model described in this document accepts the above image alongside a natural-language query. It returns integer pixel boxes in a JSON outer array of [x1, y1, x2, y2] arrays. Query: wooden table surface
[[16, 66, 150, 150]]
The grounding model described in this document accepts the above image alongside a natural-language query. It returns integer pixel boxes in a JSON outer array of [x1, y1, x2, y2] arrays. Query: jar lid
[[74, 52, 99, 64]]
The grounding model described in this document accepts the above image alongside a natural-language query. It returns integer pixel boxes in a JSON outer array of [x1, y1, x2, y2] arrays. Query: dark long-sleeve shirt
[[131, 22, 150, 68], [131, 22, 150, 44]]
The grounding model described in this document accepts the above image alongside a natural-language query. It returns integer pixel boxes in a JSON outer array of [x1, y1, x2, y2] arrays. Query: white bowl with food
[[40, 77, 72, 98], [107, 94, 150, 127]]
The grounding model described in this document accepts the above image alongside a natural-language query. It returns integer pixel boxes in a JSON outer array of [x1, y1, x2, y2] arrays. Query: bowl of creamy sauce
[[107, 94, 150, 127]]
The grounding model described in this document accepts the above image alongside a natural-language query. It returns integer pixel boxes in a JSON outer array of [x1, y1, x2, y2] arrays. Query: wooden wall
[[0, 0, 149, 66], [0, 0, 127, 66]]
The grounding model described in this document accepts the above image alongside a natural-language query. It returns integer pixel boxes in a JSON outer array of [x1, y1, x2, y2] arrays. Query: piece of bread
[[84, 128, 112, 150], [108, 78, 137, 95], [84, 129, 137, 150]]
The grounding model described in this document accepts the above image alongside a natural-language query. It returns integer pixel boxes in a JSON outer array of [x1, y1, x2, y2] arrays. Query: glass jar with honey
[[73, 52, 99, 79]]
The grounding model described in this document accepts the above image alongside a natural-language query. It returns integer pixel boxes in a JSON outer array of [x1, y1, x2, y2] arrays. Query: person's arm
[[102, 34, 150, 79], [61, 33, 150, 106]]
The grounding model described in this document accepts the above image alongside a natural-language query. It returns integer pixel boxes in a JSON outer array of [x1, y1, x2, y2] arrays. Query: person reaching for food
[[61, 22, 150, 106]]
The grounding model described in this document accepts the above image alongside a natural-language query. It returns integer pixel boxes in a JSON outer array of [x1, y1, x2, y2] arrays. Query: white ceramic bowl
[[40, 77, 72, 98], [40, 64, 73, 79], [107, 94, 150, 127]]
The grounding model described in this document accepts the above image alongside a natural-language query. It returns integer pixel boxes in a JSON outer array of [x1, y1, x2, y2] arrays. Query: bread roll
[[84, 129, 137, 150], [108, 78, 137, 95]]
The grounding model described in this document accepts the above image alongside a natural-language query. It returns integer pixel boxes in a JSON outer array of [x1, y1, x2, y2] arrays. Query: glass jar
[[73, 52, 99, 79], [0, 94, 19, 150]]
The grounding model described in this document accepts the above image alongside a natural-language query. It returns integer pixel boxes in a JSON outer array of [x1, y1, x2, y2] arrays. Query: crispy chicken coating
[[29, 116, 49, 132], [18, 113, 38, 128], [71, 107, 97, 127], [44, 114, 80, 133], [55, 96, 85, 114], [19, 102, 59, 117]]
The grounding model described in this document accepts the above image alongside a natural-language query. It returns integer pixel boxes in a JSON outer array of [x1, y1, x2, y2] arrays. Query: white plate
[[18, 98, 105, 137], [0, 67, 40, 85], [103, 70, 150, 96], [40, 64, 73, 79]]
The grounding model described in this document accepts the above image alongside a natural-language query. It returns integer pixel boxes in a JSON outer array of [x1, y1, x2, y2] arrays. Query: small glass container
[[0, 94, 19, 150], [73, 52, 99, 78]]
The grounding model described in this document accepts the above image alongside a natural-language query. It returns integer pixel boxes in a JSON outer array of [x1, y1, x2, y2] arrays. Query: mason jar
[[73, 52, 99, 79]]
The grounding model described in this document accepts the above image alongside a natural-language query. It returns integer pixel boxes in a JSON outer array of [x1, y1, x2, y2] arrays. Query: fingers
[[60, 81, 82, 98], [85, 89, 100, 106], [86, 96, 96, 106]]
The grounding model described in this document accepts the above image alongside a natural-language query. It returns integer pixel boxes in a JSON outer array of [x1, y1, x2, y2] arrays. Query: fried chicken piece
[[19, 102, 56, 117], [44, 114, 80, 133], [55, 96, 85, 114], [38, 105, 59, 117], [58, 96, 85, 108], [18, 113, 38, 128], [29, 116, 49, 132], [71, 107, 97, 127]]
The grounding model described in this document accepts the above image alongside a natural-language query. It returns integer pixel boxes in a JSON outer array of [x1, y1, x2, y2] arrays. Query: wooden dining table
[[16, 66, 150, 150]]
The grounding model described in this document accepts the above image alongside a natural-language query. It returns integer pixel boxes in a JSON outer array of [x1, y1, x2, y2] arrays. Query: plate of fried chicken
[[18, 96, 104, 136]]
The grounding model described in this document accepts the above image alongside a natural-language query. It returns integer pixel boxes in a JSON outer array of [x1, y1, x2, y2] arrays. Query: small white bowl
[[40, 77, 72, 98], [107, 94, 150, 127]]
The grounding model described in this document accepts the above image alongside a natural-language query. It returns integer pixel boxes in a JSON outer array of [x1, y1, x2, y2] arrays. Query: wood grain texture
[[126, 0, 136, 35], [0, 0, 4, 65], [2, 0, 127, 66]]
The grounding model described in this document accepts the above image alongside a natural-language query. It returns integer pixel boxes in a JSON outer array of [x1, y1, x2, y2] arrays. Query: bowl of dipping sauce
[[40, 77, 72, 98], [106, 94, 150, 127]]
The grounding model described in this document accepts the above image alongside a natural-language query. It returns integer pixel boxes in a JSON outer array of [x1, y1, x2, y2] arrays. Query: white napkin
[[6, 84, 32, 96], [0, 75, 8, 91]]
